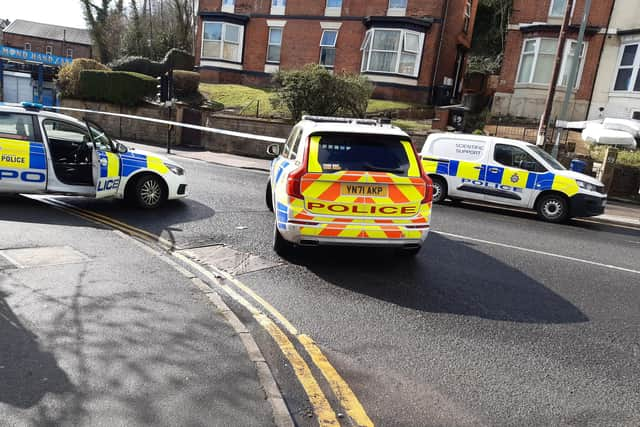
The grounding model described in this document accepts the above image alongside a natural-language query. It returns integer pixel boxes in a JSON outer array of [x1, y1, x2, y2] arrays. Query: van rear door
[[301, 133, 426, 219]]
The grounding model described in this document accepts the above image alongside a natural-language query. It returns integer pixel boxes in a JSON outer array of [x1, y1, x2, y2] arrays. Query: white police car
[[0, 102, 187, 208]]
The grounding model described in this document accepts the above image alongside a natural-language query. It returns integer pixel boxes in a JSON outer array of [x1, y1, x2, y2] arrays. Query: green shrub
[[109, 56, 166, 77], [272, 64, 373, 122], [78, 70, 157, 106], [590, 146, 640, 167], [163, 48, 195, 71], [57, 58, 110, 97], [172, 70, 200, 96]]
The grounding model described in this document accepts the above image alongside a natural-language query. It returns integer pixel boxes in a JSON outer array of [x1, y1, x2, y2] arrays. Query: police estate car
[[0, 103, 187, 208], [421, 133, 607, 222], [266, 116, 433, 256]]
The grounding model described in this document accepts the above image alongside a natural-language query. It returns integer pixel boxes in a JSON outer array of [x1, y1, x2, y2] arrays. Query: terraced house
[[194, 0, 479, 103]]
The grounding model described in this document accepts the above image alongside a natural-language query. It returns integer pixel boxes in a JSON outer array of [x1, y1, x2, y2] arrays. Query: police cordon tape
[[43, 105, 288, 144]]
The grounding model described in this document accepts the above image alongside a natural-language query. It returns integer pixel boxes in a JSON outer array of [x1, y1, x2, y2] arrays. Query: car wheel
[[431, 176, 447, 203], [266, 181, 274, 212], [273, 220, 292, 256], [134, 174, 166, 209], [537, 193, 569, 223]]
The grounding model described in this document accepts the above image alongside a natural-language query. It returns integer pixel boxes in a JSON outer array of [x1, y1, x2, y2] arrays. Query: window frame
[[463, 0, 472, 33], [387, 0, 407, 16], [267, 27, 283, 64], [548, 0, 568, 18], [201, 21, 245, 64], [45, 45, 53, 55], [516, 37, 586, 89], [613, 42, 640, 93], [360, 28, 424, 78], [66, 48, 73, 58], [24, 43, 31, 51], [319, 30, 339, 69], [221, 0, 235, 13], [0, 112, 39, 141], [271, 0, 286, 15]]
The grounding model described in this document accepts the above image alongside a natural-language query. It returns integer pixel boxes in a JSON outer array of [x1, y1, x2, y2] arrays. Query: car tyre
[[273, 220, 292, 256], [266, 181, 274, 212], [431, 176, 447, 204], [134, 174, 167, 209], [536, 193, 569, 223]]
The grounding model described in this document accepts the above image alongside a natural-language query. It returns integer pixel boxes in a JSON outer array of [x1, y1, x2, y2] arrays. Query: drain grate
[[180, 245, 280, 276], [0, 246, 90, 269]]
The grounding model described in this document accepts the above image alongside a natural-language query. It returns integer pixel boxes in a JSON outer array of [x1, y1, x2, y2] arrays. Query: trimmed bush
[[57, 59, 110, 97], [272, 64, 373, 121], [172, 70, 200, 96], [109, 56, 166, 77], [163, 48, 195, 71], [78, 70, 157, 106]]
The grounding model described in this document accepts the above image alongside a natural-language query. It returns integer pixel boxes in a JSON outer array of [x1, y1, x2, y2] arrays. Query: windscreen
[[529, 145, 566, 170], [314, 133, 411, 176]]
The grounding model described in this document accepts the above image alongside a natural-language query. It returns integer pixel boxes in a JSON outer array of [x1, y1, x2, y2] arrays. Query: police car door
[[485, 142, 544, 208], [272, 125, 303, 199], [88, 122, 121, 199], [0, 112, 47, 193]]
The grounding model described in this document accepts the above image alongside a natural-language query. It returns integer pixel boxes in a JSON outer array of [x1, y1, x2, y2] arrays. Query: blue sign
[[0, 45, 72, 67]]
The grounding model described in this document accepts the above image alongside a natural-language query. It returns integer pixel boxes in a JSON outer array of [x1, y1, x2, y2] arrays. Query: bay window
[[613, 43, 640, 92], [360, 28, 424, 78], [516, 38, 586, 89], [202, 22, 244, 63]]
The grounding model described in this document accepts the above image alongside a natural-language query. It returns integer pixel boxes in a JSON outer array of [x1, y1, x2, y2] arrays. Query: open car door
[[88, 121, 121, 199]]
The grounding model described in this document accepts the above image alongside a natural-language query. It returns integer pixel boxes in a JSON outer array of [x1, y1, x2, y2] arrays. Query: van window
[[0, 113, 36, 141], [431, 138, 486, 161], [313, 133, 412, 176], [494, 144, 546, 172]]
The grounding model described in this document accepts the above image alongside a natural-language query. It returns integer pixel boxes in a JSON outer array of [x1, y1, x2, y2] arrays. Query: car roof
[[297, 119, 410, 138], [0, 102, 87, 127], [426, 132, 533, 149]]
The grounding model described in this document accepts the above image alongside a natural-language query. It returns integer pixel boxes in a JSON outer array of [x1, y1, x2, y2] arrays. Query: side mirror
[[117, 142, 128, 154], [267, 143, 281, 157]]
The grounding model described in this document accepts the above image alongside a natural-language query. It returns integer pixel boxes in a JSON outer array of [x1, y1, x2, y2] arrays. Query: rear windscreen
[[314, 133, 411, 176]]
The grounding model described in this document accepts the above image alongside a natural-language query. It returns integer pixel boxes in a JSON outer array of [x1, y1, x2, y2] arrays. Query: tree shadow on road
[[287, 233, 589, 324], [0, 289, 73, 409]]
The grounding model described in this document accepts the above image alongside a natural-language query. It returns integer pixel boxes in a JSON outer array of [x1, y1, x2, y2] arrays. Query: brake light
[[409, 142, 433, 204], [286, 137, 310, 199]]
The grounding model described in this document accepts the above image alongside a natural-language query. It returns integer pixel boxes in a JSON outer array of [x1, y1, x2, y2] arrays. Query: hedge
[[57, 59, 110, 97], [163, 48, 195, 71], [172, 70, 200, 96], [78, 70, 157, 106], [109, 56, 166, 77]]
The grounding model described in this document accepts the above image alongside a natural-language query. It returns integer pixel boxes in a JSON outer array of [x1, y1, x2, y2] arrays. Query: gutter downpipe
[[585, 0, 618, 120], [431, 0, 451, 105]]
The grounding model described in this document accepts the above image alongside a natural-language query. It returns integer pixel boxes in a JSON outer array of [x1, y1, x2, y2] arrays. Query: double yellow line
[[31, 195, 373, 427]]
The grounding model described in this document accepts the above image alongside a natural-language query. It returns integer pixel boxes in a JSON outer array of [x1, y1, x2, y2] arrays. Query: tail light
[[286, 164, 306, 199], [409, 142, 433, 204], [286, 137, 310, 200]]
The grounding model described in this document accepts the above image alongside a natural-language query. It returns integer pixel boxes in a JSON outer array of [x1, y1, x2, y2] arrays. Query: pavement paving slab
[[0, 196, 275, 427]]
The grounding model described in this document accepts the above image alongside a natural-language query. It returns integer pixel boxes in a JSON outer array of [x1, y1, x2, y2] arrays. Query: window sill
[[221, 4, 234, 13], [362, 73, 418, 86], [270, 6, 286, 15], [514, 83, 579, 92], [264, 63, 280, 73], [608, 91, 640, 99], [387, 8, 406, 17], [200, 59, 243, 70], [324, 7, 341, 17]]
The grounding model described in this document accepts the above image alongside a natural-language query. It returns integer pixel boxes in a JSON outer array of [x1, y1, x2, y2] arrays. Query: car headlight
[[164, 163, 185, 176], [576, 180, 597, 192]]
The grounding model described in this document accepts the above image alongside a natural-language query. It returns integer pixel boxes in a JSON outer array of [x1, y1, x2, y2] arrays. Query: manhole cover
[[0, 246, 90, 269], [181, 246, 280, 276]]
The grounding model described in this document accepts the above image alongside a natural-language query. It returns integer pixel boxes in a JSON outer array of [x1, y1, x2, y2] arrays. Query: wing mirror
[[117, 142, 128, 154], [267, 143, 281, 157]]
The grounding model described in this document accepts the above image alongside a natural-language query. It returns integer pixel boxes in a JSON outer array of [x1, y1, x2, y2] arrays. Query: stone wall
[[60, 99, 177, 146]]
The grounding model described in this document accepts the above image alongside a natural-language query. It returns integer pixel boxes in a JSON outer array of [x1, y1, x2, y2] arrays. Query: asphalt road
[[39, 154, 640, 426]]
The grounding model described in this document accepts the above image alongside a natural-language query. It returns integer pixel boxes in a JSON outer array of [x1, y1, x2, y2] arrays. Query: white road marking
[[433, 230, 640, 276]]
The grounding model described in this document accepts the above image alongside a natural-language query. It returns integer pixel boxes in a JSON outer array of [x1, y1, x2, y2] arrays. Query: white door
[[3, 72, 33, 103]]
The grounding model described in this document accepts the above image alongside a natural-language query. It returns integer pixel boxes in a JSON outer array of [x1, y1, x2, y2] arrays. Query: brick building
[[1, 20, 92, 105], [194, 0, 479, 104], [492, 0, 616, 121]]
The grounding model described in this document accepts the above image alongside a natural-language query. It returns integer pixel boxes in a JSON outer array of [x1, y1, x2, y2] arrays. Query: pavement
[[0, 196, 277, 426], [48, 146, 640, 426], [126, 141, 640, 228]]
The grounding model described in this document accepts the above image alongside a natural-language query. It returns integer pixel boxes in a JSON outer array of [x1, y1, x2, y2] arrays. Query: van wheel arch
[[534, 191, 571, 223], [429, 174, 448, 203]]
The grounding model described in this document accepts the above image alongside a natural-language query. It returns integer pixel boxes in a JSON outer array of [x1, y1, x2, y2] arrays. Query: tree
[[80, 0, 126, 63], [469, 0, 513, 74]]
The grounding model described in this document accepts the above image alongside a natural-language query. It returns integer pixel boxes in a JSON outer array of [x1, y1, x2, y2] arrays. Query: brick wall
[[3, 33, 92, 59]]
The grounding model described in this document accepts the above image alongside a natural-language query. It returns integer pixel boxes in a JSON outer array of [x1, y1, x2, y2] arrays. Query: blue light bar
[[21, 102, 44, 110]]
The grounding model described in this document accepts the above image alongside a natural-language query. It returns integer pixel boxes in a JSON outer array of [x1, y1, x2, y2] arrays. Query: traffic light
[[156, 74, 168, 103]]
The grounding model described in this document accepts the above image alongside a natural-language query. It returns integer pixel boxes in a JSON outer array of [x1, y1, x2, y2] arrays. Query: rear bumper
[[570, 194, 606, 218], [278, 222, 429, 247]]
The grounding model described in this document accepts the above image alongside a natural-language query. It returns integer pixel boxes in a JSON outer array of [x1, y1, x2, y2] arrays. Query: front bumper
[[166, 175, 189, 199], [570, 193, 606, 218]]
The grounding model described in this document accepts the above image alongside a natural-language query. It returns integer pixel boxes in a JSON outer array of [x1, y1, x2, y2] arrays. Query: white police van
[[0, 102, 187, 208], [421, 133, 607, 222]]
